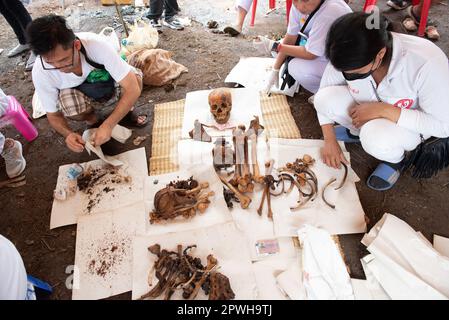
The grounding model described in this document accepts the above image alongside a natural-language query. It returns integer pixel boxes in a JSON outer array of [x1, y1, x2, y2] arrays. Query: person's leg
[[288, 58, 328, 94], [147, 0, 164, 20], [314, 85, 360, 136], [359, 119, 422, 164], [224, 0, 252, 36], [58, 89, 97, 124], [405, 0, 439, 39], [412, 0, 438, 17], [164, 0, 179, 20], [0, 0, 32, 46]]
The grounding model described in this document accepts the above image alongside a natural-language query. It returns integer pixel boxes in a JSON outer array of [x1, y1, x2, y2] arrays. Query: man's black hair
[[26, 15, 76, 56], [325, 12, 393, 72]]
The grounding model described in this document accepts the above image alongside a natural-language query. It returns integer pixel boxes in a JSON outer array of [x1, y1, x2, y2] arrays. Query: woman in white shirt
[[265, 0, 352, 95], [314, 12, 449, 190]]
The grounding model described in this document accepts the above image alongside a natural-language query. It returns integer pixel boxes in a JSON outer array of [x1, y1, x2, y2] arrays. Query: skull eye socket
[[211, 104, 218, 111]]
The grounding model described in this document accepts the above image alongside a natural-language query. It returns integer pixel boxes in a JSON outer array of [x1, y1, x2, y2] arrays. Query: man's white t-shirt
[[319, 32, 449, 138], [32, 32, 132, 113], [287, 0, 352, 62], [0, 234, 28, 300]]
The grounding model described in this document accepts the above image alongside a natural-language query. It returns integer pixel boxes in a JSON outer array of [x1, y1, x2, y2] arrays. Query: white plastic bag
[[32, 91, 46, 119], [123, 20, 158, 54], [99, 27, 120, 53]]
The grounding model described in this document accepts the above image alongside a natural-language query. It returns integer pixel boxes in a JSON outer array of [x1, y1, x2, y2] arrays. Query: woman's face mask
[[342, 49, 385, 81]]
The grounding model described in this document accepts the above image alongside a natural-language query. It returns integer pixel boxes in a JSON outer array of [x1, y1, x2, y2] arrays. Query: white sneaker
[[7, 44, 30, 58], [1, 139, 26, 178]]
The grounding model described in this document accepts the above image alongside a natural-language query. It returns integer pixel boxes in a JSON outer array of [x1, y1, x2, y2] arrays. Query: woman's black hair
[[26, 15, 76, 56], [325, 12, 393, 72]]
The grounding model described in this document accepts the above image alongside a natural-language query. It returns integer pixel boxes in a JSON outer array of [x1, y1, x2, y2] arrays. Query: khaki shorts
[[58, 67, 143, 117]]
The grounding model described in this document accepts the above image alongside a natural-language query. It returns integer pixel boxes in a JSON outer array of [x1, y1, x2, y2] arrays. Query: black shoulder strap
[[77, 38, 105, 70], [296, 0, 326, 44]]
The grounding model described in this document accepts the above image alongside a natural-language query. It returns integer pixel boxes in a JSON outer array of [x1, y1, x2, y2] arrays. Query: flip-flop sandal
[[334, 125, 360, 143], [223, 26, 241, 37], [366, 162, 401, 191], [118, 109, 150, 128], [425, 26, 440, 41], [402, 17, 418, 32]]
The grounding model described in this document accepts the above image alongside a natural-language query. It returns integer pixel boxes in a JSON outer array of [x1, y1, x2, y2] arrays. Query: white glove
[[264, 68, 280, 94], [253, 36, 276, 56]]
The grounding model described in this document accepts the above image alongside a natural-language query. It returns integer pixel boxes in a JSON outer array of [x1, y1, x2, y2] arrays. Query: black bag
[[280, 0, 325, 90], [401, 136, 449, 179], [75, 42, 116, 101]]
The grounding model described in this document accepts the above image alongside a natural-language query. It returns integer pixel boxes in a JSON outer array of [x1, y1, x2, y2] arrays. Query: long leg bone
[[257, 186, 267, 216], [215, 169, 252, 209], [247, 116, 264, 184]]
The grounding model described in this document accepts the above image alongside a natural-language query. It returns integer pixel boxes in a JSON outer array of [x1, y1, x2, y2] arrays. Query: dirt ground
[[0, 0, 448, 300]]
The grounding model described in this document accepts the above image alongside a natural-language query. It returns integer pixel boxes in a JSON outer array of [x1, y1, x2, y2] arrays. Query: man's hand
[[93, 123, 113, 147], [66, 132, 85, 153], [265, 68, 280, 94], [320, 139, 349, 169]]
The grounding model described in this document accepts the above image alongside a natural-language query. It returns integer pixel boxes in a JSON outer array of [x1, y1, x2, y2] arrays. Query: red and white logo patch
[[348, 85, 359, 94], [394, 99, 414, 109]]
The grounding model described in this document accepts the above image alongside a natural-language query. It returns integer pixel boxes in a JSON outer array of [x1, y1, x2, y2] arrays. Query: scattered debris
[[77, 165, 132, 213], [207, 20, 218, 29], [87, 232, 130, 279]]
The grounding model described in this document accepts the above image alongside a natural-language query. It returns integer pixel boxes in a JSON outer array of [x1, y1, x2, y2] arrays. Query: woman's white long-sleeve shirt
[[318, 32, 449, 138]]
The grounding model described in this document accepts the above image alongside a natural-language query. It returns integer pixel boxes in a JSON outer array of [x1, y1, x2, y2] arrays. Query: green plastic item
[[86, 55, 127, 83], [86, 69, 111, 83]]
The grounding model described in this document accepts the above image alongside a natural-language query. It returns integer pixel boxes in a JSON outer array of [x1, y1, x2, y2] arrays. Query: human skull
[[208, 88, 232, 124]]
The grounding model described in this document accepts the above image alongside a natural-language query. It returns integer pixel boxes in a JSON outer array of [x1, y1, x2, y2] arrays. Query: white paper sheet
[[50, 148, 147, 229], [252, 259, 297, 300], [276, 258, 307, 300], [361, 253, 446, 300], [360, 255, 391, 300], [270, 142, 366, 236], [433, 235, 449, 258], [72, 201, 147, 300], [225, 57, 299, 97], [350, 279, 376, 300], [298, 225, 354, 300], [144, 168, 233, 236], [177, 140, 296, 261], [181, 88, 264, 139], [131, 222, 258, 300], [361, 213, 449, 299]]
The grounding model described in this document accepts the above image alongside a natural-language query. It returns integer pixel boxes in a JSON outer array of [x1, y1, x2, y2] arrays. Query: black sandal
[[119, 109, 150, 128]]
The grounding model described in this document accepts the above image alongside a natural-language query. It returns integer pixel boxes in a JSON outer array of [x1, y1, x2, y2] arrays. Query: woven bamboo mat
[[149, 94, 301, 175]]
